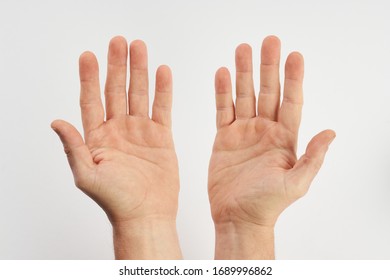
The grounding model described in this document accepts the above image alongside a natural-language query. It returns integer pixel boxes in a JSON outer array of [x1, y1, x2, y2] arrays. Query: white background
[[0, 0, 389, 259]]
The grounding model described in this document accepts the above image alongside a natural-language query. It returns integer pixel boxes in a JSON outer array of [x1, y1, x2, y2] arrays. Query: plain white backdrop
[[0, 0, 389, 259]]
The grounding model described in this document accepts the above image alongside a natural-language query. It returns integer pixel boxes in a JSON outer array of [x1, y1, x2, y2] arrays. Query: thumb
[[51, 119, 94, 187], [287, 129, 336, 197]]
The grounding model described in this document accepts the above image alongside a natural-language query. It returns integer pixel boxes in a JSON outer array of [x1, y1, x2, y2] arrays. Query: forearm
[[112, 218, 182, 259], [214, 222, 275, 259]]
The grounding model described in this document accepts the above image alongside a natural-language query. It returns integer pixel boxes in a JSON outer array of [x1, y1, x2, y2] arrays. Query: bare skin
[[51, 36, 182, 259], [208, 36, 335, 259]]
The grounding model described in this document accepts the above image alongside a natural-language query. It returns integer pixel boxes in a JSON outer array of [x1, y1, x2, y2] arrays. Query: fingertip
[[51, 120, 70, 146], [318, 129, 336, 143], [51, 119, 60, 130], [108, 36, 128, 64], [109, 36, 128, 52], [263, 35, 281, 45], [130, 39, 147, 52], [79, 51, 99, 81], [110, 35, 127, 45], [216, 66, 230, 76], [215, 67, 231, 92], [323, 129, 336, 138], [236, 43, 252, 58], [285, 51, 304, 80], [324, 129, 336, 145], [262, 35, 281, 52], [261, 35, 281, 64], [236, 43, 252, 52], [129, 39, 148, 68], [304, 130, 336, 158], [156, 65, 172, 92], [235, 43, 253, 72], [79, 50, 96, 62], [286, 51, 304, 66], [51, 119, 78, 138], [157, 64, 172, 76], [215, 67, 230, 81], [50, 119, 68, 134]]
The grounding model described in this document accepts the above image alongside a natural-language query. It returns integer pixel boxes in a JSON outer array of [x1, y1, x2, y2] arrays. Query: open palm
[[208, 36, 335, 228], [52, 37, 179, 224]]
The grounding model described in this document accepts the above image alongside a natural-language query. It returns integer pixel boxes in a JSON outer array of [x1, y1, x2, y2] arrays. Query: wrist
[[112, 217, 182, 259], [214, 220, 275, 260]]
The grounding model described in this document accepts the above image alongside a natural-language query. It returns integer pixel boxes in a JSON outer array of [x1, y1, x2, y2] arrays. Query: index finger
[[79, 51, 104, 138], [278, 52, 304, 135]]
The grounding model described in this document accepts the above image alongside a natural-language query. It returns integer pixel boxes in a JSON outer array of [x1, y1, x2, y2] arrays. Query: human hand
[[208, 36, 335, 259], [51, 37, 181, 259]]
